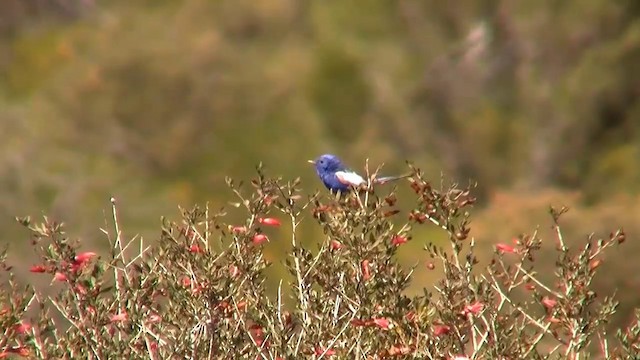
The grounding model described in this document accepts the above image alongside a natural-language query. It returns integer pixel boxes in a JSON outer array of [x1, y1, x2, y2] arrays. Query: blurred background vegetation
[[1, 0, 639, 329]]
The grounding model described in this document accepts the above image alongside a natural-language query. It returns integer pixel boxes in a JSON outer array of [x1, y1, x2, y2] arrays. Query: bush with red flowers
[[0, 164, 637, 359]]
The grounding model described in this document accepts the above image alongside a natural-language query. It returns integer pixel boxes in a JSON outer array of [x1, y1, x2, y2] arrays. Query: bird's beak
[[307, 160, 315, 165]]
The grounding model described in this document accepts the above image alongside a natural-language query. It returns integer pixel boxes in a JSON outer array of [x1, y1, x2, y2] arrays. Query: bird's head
[[308, 154, 345, 174]]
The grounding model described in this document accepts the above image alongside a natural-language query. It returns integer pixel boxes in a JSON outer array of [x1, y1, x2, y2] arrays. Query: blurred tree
[[0, 0, 639, 260]]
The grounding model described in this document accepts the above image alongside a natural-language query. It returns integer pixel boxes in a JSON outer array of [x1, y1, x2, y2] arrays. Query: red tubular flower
[[74, 251, 97, 265], [53, 272, 68, 282], [29, 265, 47, 273], [542, 296, 557, 309], [188, 244, 202, 253], [372, 317, 392, 330], [14, 322, 31, 334], [462, 301, 484, 317], [252, 234, 269, 245], [496, 243, 516, 254], [258, 217, 281, 227], [330, 240, 343, 250], [432, 324, 451, 336], [110, 312, 128, 323], [230, 225, 247, 234], [314, 346, 336, 356], [391, 235, 408, 246], [70, 263, 82, 273], [361, 260, 371, 281], [236, 301, 248, 311], [75, 284, 88, 295], [524, 283, 535, 291]]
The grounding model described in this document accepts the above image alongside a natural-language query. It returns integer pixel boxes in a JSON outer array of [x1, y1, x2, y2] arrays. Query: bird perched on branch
[[308, 154, 409, 193]]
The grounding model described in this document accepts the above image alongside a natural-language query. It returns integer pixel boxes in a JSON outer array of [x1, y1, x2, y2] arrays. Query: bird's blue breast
[[319, 171, 350, 192]]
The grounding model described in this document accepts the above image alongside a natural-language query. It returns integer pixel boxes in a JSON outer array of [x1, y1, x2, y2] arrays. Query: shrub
[[0, 165, 638, 359]]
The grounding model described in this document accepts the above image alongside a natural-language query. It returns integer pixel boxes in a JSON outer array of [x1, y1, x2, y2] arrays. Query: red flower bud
[[252, 234, 269, 245], [495, 243, 516, 254], [372, 317, 392, 329], [29, 265, 47, 273], [462, 301, 484, 317], [542, 296, 557, 309], [75, 284, 88, 295], [314, 346, 336, 356], [236, 301, 248, 311], [74, 251, 97, 265], [524, 283, 535, 291], [14, 322, 31, 334], [391, 235, 408, 246], [589, 259, 602, 271], [110, 312, 128, 323], [361, 260, 371, 281], [229, 225, 247, 234], [432, 324, 451, 336], [258, 217, 281, 227]]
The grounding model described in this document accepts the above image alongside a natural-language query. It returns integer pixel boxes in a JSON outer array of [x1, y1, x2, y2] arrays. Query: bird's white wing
[[335, 171, 366, 186]]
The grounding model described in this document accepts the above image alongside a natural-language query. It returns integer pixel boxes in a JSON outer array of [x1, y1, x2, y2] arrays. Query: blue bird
[[308, 154, 409, 192]]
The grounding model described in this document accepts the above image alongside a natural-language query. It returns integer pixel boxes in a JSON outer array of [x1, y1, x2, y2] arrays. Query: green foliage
[[4, 30, 70, 97], [308, 44, 370, 143], [1, 0, 637, 192]]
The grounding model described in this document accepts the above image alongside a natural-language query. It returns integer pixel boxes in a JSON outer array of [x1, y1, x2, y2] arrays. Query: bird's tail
[[373, 174, 412, 185]]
